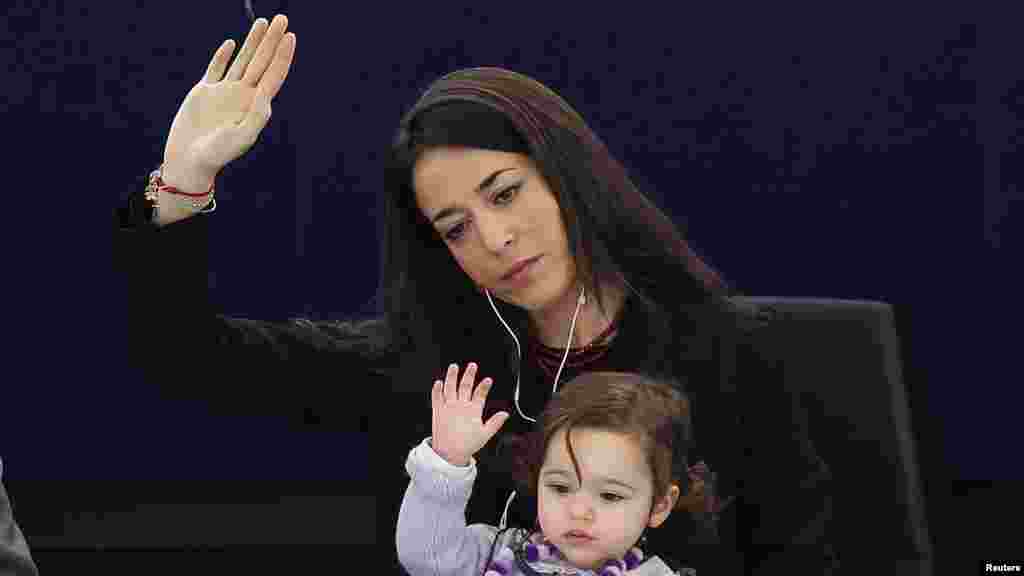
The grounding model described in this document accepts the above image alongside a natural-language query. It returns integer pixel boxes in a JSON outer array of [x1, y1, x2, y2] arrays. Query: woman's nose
[[476, 213, 514, 253]]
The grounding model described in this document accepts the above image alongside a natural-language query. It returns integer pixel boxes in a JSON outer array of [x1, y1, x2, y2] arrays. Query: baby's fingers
[[459, 363, 478, 402], [431, 379, 443, 407], [472, 376, 496, 404], [443, 363, 459, 402], [483, 411, 510, 439]]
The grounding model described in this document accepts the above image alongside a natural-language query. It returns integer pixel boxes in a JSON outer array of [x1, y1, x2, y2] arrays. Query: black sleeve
[[112, 182, 395, 431], [735, 323, 838, 574], [0, 463, 38, 576]]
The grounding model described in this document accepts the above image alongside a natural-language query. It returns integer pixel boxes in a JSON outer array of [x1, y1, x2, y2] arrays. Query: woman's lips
[[501, 255, 542, 285]]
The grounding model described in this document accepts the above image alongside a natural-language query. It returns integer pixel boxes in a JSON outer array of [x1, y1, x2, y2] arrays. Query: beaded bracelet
[[144, 164, 217, 216]]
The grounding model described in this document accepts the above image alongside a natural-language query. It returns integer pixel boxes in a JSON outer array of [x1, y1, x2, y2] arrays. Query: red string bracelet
[[144, 164, 216, 211]]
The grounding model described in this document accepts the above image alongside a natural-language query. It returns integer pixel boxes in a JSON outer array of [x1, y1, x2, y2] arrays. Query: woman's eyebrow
[[431, 168, 516, 224]]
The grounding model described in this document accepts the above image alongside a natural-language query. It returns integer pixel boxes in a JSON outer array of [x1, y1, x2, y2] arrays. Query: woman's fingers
[[256, 32, 295, 101], [243, 14, 290, 88], [225, 17, 270, 81], [203, 39, 236, 84]]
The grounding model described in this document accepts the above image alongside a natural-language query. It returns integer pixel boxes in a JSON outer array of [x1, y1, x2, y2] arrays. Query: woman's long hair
[[375, 67, 742, 396]]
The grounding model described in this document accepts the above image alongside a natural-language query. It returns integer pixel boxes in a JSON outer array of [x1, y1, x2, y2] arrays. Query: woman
[[112, 14, 835, 574]]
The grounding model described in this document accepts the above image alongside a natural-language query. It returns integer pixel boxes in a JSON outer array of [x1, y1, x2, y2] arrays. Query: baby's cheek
[[536, 494, 555, 532]]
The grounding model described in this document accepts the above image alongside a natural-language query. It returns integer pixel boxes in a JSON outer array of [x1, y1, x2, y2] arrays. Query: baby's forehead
[[546, 426, 645, 450], [542, 427, 651, 477]]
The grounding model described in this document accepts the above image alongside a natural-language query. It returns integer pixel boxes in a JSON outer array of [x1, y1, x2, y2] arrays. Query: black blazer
[[113, 191, 836, 574]]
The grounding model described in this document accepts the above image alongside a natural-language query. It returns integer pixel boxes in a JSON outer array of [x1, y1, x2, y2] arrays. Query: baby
[[397, 363, 694, 575]]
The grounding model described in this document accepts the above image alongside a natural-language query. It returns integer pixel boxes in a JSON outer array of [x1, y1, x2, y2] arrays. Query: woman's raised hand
[[431, 363, 509, 467], [160, 14, 295, 201]]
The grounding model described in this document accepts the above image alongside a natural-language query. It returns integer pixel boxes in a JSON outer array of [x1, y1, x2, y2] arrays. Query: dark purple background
[[2, 1, 1020, 568]]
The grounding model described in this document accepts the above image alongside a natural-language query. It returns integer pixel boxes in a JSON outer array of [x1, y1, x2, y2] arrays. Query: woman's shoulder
[[724, 296, 776, 335], [720, 297, 780, 360], [721, 298, 806, 423], [691, 297, 785, 396]]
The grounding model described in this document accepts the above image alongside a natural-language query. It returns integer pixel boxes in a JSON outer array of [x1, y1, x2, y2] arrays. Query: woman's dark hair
[[376, 67, 741, 395], [521, 371, 692, 511]]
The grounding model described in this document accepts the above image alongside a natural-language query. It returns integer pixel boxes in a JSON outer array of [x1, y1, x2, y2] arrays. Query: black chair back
[[731, 297, 933, 575]]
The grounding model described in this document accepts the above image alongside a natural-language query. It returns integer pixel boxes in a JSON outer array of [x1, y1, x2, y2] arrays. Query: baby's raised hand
[[430, 363, 509, 467]]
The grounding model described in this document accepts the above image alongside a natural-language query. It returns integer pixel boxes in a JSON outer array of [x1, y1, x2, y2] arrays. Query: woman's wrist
[[160, 159, 217, 197], [147, 162, 218, 226]]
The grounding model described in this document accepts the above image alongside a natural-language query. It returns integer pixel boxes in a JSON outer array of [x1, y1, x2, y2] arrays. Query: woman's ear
[[648, 483, 681, 528]]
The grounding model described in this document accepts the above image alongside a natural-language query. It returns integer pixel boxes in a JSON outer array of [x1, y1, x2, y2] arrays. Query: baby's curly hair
[[509, 371, 694, 510]]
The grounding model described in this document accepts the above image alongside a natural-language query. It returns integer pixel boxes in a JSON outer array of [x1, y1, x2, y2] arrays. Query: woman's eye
[[494, 184, 521, 204], [443, 185, 520, 242], [444, 222, 466, 242], [546, 484, 570, 494], [601, 493, 624, 502]]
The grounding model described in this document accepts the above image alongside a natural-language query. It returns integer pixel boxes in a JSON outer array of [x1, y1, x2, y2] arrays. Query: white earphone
[[483, 283, 587, 528]]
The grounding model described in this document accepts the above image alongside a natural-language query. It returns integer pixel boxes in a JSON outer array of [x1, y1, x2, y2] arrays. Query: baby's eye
[[601, 493, 624, 502], [546, 484, 570, 495]]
